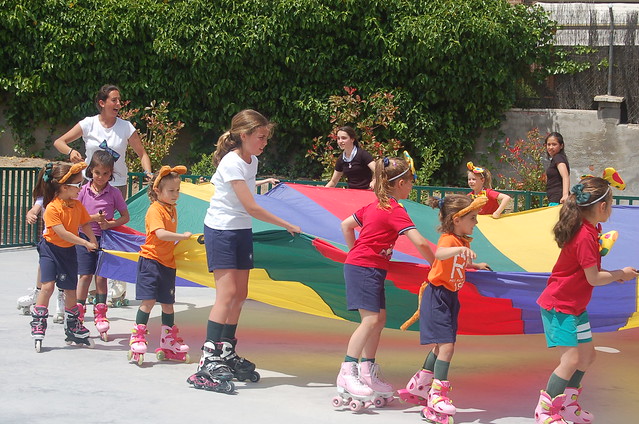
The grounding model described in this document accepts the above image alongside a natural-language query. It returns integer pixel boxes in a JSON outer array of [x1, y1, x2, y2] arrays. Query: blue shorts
[[76, 233, 101, 275], [136, 256, 176, 304], [540, 308, 592, 347], [344, 264, 387, 312], [38, 239, 78, 290], [204, 226, 253, 271], [419, 283, 460, 345]]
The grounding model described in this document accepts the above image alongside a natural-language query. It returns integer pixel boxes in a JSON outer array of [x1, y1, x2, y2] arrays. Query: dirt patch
[[0, 156, 52, 168]]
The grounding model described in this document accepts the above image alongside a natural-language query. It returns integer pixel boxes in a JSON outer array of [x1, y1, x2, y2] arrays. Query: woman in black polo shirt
[[544, 132, 570, 206], [325, 126, 375, 190]]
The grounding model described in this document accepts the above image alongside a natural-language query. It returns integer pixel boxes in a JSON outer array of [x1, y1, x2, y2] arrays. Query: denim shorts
[[344, 263, 387, 312], [204, 226, 254, 271], [540, 308, 592, 347]]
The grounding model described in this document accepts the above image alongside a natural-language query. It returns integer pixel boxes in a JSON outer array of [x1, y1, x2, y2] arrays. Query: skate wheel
[[249, 371, 260, 383], [349, 399, 364, 412], [35, 340, 42, 353], [87, 338, 95, 348], [223, 381, 235, 393], [156, 350, 166, 361], [65, 340, 73, 346], [137, 354, 144, 366], [100, 332, 108, 342], [373, 397, 385, 408], [115, 300, 122, 308], [123, 299, 129, 306], [332, 396, 342, 408]]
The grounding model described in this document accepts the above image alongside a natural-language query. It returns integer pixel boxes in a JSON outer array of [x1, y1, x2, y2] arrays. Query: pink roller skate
[[358, 361, 395, 407], [535, 390, 568, 424], [332, 362, 376, 412], [30, 306, 48, 353], [398, 369, 433, 406], [93, 303, 110, 342], [128, 324, 148, 366], [560, 387, 593, 424], [155, 325, 190, 362], [421, 379, 456, 424]]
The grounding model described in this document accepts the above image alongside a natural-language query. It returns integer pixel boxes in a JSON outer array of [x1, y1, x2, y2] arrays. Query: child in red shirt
[[466, 161, 512, 219]]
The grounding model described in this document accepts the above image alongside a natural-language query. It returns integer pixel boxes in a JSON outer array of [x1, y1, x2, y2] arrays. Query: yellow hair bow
[[58, 162, 88, 183], [467, 161, 485, 174], [153, 165, 187, 189], [580, 167, 626, 190], [403, 151, 417, 181]]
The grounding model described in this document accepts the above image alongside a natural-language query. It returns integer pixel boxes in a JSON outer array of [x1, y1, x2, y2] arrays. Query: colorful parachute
[[97, 182, 639, 335]]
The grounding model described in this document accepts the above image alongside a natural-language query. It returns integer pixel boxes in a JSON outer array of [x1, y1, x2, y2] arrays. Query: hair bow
[[43, 163, 54, 183], [58, 162, 88, 183], [153, 165, 187, 189], [453, 197, 488, 220], [99, 140, 121, 161], [438, 197, 445, 210], [403, 151, 417, 181], [467, 161, 485, 174], [383, 157, 390, 167], [580, 167, 626, 191], [571, 184, 591, 205]]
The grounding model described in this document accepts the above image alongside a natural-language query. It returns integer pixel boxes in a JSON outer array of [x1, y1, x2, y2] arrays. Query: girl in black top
[[325, 126, 375, 190], [545, 132, 570, 205]]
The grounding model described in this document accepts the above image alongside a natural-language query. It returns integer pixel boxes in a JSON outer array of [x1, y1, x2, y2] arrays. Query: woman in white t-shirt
[[186, 109, 301, 392], [53, 84, 153, 197]]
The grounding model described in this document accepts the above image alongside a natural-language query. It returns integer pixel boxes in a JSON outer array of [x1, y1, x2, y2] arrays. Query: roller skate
[[220, 338, 260, 382], [358, 361, 395, 407], [398, 369, 433, 406], [52, 290, 65, 324], [421, 379, 456, 424], [93, 303, 110, 342], [64, 305, 94, 348], [155, 325, 190, 362], [186, 341, 235, 393], [560, 386, 593, 423], [128, 324, 148, 366], [534, 390, 568, 423], [30, 306, 48, 353], [107, 279, 129, 307], [332, 362, 376, 412], [17, 287, 39, 315]]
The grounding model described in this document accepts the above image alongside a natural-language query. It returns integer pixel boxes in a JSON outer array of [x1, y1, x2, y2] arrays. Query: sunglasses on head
[[64, 182, 83, 188]]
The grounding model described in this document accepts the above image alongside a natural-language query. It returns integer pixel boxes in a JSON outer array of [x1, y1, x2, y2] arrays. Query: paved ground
[[2, 247, 639, 424]]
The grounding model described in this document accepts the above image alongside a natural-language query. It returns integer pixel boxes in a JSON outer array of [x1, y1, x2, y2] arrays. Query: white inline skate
[[52, 289, 65, 324], [17, 286, 39, 315], [332, 362, 377, 412], [358, 361, 395, 407]]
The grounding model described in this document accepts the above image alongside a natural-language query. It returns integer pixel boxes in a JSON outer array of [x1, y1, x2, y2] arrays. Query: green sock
[[136, 309, 150, 325], [433, 359, 450, 381], [221, 324, 238, 340], [161, 312, 174, 327], [344, 355, 358, 363], [546, 373, 569, 398], [423, 351, 438, 372], [77, 299, 86, 306], [567, 369, 585, 388], [95, 293, 107, 304], [361, 357, 375, 363], [206, 320, 224, 342]]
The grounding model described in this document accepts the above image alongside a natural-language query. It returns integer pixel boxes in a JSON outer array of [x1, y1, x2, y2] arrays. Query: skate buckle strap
[[166, 326, 184, 344]]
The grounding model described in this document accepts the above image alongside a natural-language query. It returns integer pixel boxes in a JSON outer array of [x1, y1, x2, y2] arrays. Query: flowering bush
[[497, 128, 546, 192], [306, 87, 403, 178]]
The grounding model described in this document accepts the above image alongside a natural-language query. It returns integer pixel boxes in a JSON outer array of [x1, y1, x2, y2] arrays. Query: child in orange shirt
[[400, 195, 490, 423], [128, 166, 192, 366]]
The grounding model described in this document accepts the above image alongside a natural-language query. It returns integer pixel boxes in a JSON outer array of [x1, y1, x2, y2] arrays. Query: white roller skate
[[560, 386, 593, 423], [535, 390, 568, 423], [187, 341, 235, 393], [17, 287, 39, 315], [128, 324, 148, 366], [52, 289, 65, 324], [30, 306, 48, 353], [93, 303, 110, 342], [155, 325, 190, 362], [421, 379, 456, 424], [107, 279, 129, 307], [398, 369, 433, 406], [358, 361, 395, 407], [332, 362, 376, 412], [220, 337, 260, 382], [64, 305, 94, 348]]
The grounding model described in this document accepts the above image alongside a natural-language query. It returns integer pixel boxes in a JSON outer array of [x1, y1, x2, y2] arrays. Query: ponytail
[[213, 109, 274, 166], [374, 157, 411, 209]]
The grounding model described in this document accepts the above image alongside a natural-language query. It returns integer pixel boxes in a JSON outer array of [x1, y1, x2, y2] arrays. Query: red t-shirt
[[428, 233, 470, 292], [468, 189, 500, 215], [537, 219, 600, 315], [345, 198, 416, 270]]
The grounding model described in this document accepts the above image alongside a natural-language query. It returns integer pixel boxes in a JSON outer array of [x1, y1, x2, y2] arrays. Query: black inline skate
[[31, 306, 48, 352], [64, 305, 94, 348], [186, 341, 235, 393], [221, 338, 261, 382]]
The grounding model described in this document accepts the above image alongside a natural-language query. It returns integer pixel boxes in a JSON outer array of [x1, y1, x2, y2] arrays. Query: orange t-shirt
[[139, 201, 178, 269], [43, 197, 91, 248], [427, 233, 471, 292]]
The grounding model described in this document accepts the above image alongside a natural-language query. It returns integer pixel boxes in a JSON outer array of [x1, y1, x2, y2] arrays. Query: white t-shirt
[[79, 115, 136, 186], [204, 151, 258, 230]]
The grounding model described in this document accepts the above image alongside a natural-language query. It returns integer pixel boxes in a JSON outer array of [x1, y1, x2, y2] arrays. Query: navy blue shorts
[[135, 256, 176, 304], [344, 263, 387, 312], [419, 283, 460, 345], [204, 226, 254, 271], [38, 239, 78, 290], [76, 233, 101, 275]]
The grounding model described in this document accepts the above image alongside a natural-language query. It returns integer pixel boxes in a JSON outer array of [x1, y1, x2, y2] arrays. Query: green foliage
[[546, 45, 600, 75], [189, 152, 216, 177], [0, 0, 556, 183]]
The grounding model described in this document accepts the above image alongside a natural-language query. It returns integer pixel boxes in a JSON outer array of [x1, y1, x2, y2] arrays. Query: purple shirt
[[77, 182, 128, 236]]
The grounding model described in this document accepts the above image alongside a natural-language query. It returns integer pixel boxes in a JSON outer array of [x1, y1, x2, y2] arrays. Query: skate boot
[[332, 362, 376, 412], [186, 341, 235, 393], [560, 387, 593, 424], [534, 390, 568, 424], [128, 324, 148, 366], [64, 305, 94, 348], [93, 303, 110, 342], [421, 379, 456, 424], [398, 369, 433, 406], [53, 290, 65, 323], [358, 361, 394, 407], [220, 338, 260, 382], [17, 287, 39, 315], [155, 325, 190, 362], [107, 279, 129, 307], [30, 306, 48, 352]]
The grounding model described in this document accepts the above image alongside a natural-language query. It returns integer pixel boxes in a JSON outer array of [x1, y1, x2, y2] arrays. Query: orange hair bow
[[453, 196, 488, 220], [467, 161, 485, 174], [58, 162, 88, 183], [153, 165, 187, 189]]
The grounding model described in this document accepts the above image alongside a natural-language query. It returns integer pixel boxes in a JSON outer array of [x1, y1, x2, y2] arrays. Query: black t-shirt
[[335, 148, 374, 189], [546, 152, 570, 203]]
